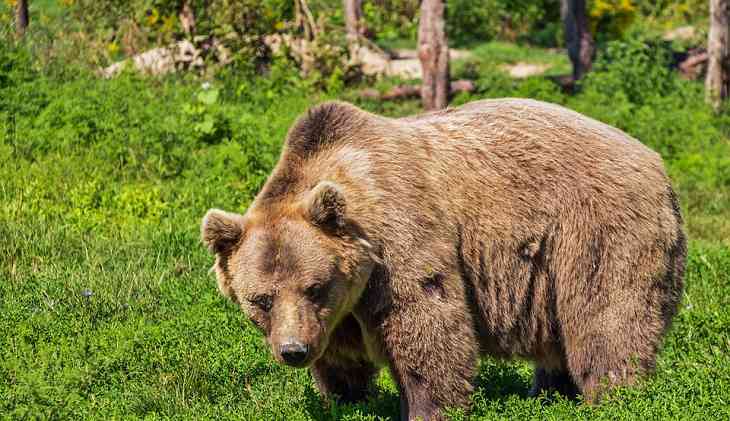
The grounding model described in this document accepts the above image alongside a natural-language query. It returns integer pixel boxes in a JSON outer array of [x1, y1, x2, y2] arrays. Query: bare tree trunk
[[179, 1, 196, 37], [561, 0, 594, 81], [706, 0, 729, 110], [344, 0, 364, 38], [295, 0, 318, 41], [16, 0, 29, 38], [418, 0, 449, 110], [344, 0, 364, 60]]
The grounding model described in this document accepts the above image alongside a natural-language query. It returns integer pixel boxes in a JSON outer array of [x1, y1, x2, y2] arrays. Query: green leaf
[[196, 115, 215, 134], [197, 89, 219, 105]]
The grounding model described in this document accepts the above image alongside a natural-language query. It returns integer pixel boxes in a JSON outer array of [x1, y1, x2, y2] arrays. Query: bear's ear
[[304, 181, 347, 231], [201, 209, 244, 254]]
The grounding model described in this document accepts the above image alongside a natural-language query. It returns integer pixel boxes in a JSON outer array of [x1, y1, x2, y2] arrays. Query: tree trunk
[[179, 1, 196, 37], [344, 0, 364, 38], [418, 0, 449, 110], [706, 0, 730, 110], [344, 0, 364, 60], [16, 0, 29, 38], [561, 0, 594, 81]]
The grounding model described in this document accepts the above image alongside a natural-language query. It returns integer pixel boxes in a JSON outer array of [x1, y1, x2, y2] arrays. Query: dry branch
[[679, 51, 709, 80]]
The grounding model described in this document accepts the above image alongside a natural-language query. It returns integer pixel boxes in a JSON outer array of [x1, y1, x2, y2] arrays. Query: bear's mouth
[[283, 359, 311, 368], [274, 342, 317, 368], [276, 351, 315, 368]]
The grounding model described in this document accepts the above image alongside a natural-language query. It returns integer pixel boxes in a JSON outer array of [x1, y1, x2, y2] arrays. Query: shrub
[[590, 0, 638, 41], [580, 38, 676, 105]]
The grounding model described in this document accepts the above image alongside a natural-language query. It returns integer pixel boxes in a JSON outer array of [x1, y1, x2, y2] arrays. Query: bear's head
[[201, 181, 378, 367]]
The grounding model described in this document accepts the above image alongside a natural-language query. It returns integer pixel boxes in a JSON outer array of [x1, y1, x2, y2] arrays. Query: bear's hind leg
[[563, 330, 652, 403], [528, 366, 580, 399], [557, 232, 673, 403]]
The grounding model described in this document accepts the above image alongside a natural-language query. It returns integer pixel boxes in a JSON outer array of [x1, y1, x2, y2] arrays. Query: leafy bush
[[580, 38, 676, 105], [448, 0, 561, 47], [61, 0, 292, 64], [633, 0, 709, 27], [362, 0, 419, 45], [590, 0, 638, 41]]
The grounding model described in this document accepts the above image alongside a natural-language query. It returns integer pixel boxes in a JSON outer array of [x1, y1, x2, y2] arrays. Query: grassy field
[[2, 36, 730, 419]]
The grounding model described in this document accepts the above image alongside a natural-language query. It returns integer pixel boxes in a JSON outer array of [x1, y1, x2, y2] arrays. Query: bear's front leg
[[309, 314, 379, 403], [382, 286, 480, 421], [310, 356, 378, 403]]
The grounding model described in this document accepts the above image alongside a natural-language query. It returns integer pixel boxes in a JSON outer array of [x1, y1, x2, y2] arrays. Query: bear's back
[[388, 98, 670, 209], [262, 99, 673, 237], [397, 98, 660, 168]]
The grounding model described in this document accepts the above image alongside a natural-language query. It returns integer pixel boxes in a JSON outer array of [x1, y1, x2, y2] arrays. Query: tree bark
[[179, 1, 196, 37], [561, 0, 594, 81], [16, 0, 29, 38], [344, 0, 364, 39], [296, 0, 318, 41], [344, 0, 364, 60], [418, 0, 449, 110], [706, 0, 729, 110]]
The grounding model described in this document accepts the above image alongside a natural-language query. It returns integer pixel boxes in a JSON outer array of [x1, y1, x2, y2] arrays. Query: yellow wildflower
[[107, 42, 119, 55], [146, 8, 159, 26]]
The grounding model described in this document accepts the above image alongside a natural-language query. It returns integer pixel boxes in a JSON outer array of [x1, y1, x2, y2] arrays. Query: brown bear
[[201, 99, 686, 420]]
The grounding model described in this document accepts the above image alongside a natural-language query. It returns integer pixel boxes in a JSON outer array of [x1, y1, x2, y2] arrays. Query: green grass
[[466, 41, 571, 76], [369, 40, 572, 81], [2, 37, 730, 419]]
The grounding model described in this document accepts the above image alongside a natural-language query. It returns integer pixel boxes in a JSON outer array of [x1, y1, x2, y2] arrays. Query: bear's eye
[[249, 294, 273, 312], [305, 283, 329, 302]]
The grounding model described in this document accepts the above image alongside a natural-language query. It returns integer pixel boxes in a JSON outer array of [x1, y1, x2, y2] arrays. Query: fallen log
[[360, 79, 475, 101], [99, 36, 231, 78]]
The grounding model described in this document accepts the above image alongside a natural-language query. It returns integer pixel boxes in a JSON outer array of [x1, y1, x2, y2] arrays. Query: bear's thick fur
[[202, 99, 686, 420]]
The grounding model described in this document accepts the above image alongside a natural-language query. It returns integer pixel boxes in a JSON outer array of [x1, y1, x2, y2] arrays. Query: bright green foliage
[[447, 0, 562, 47], [360, 0, 419, 45], [633, 0, 709, 30], [2, 31, 730, 420], [590, 0, 638, 40], [62, 0, 292, 65]]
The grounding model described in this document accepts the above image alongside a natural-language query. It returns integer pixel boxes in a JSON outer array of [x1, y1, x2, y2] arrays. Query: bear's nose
[[280, 341, 309, 365]]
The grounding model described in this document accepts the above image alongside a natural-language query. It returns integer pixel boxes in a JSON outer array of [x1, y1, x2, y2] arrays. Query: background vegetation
[[1, 0, 729, 419]]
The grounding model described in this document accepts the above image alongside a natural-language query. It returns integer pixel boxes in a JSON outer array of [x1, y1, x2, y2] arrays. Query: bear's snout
[[280, 340, 310, 366]]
